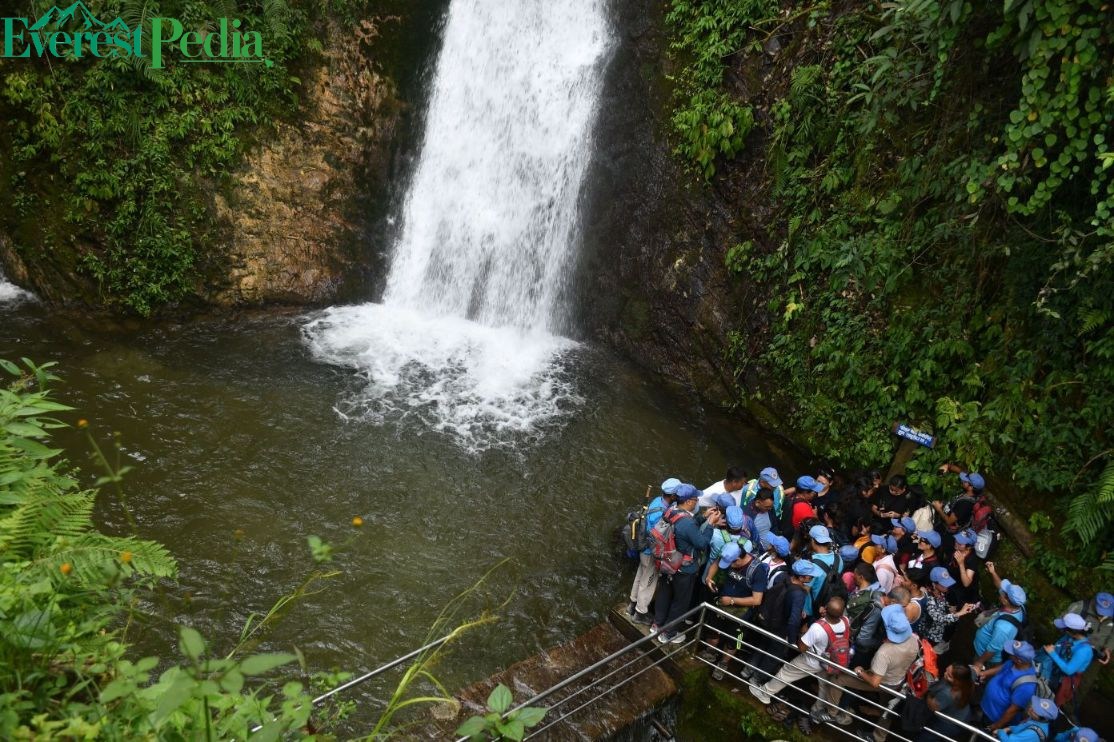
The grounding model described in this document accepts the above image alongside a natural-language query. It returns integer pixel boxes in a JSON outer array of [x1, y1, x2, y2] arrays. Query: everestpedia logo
[[2, 1, 272, 69]]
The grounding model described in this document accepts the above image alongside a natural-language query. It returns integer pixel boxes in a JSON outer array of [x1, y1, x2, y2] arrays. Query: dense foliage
[[666, 1, 1112, 567], [0, 0, 364, 314]]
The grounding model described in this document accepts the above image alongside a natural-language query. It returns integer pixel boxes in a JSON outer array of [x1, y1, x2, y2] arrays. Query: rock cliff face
[[205, 19, 401, 307]]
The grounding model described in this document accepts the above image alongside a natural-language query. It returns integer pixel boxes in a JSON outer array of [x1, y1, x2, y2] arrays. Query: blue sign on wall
[[894, 423, 935, 448]]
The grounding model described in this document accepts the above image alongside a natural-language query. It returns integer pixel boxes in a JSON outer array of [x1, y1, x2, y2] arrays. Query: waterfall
[[0, 270, 32, 305], [304, 0, 612, 450]]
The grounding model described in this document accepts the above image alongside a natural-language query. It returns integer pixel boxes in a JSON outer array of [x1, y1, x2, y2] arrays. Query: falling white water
[[0, 270, 33, 305], [304, 0, 611, 449]]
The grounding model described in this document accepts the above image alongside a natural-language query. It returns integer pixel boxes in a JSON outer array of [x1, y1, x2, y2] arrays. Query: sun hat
[[718, 542, 743, 569], [916, 530, 942, 548], [759, 467, 783, 488], [881, 604, 912, 643], [1054, 613, 1088, 632], [1000, 579, 1027, 607], [1004, 639, 1036, 662], [766, 534, 791, 557], [891, 516, 916, 533], [661, 478, 682, 494], [674, 484, 702, 502], [959, 471, 986, 490], [1029, 696, 1058, 721], [808, 524, 832, 544], [930, 566, 956, 588]]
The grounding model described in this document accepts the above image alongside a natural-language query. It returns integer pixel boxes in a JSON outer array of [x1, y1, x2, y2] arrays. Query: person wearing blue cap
[[979, 640, 1040, 732], [1037, 612, 1094, 709], [747, 559, 817, 687], [627, 478, 678, 625], [922, 566, 978, 652], [757, 532, 791, 588], [740, 467, 785, 519], [935, 462, 989, 533], [947, 528, 983, 606], [744, 488, 780, 547], [1052, 727, 1098, 742], [703, 540, 767, 680], [805, 523, 843, 619], [869, 534, 900, 592], [812, 603, 919, 733], [1066, 590, 1114, 701], [786, 475, 822, 531], [653, 484, 723, 644], [973, 562, 1028, 674], [702, 505, 755, 583], [909, 529, 942, 572], [994, 694, 1058, 741]]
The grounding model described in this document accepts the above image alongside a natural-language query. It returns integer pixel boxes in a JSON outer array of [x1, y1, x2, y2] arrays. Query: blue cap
[[891, 516, 916, 533], [726, 506, 744, 530], [960, 471, 986, 490], [839, 544, 860, 564], [1004, 639, 1036, 661], [871, 534, 898, 553], [1096, 592, 1114, 618], [766, 534, 791, 557], [792, 560, 822, 578], [796, 475, 824, 494], [759, 467, 783, 488], [916, 530, 942, 548], [1071, 729, 1098, 742], [930, 567, 955, 588], [954, 529, 977, 546], [1029, 696, 1058, 721], [1055, 613, 1087, 631], [881, 604, 912, 643], [674, 484, 701, 502], [719, 542, 743, 568], [714, 493, 736, 511], [1000, 579, 1027, 607], [808, 524, 832, 544], [661, 478, 682, 494]]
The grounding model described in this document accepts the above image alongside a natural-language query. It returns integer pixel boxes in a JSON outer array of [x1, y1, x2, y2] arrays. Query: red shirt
[[791, 499, 817, 528]]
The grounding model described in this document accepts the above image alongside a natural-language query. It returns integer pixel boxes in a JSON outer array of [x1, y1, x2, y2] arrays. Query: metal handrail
[[466, 602, 996, 741]]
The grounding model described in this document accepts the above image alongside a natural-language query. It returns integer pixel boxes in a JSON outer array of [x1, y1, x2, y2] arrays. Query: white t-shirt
[[801, 618, 848, 671], [697, 480, 743, 509]]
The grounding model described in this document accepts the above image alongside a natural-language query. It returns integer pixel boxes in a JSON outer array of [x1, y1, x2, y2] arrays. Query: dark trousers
[[654, 571, 697, 635]]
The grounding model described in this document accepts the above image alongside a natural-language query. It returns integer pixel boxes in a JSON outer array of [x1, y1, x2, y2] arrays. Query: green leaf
[[455, 716, 488, 738], [239, 652, 297, 676], [497, 718, 526, 740], [487, 683, 513, 714], [178, 626, 206, 661], [154, 673, 194, 723], [515, 706, 547, 727]]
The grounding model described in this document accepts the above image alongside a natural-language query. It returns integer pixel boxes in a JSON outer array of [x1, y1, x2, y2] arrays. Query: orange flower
[[76, 419, 89, 429], [351, 516, 364, 528], [120, 551, 133, 564], [60, 562, 73, 576]]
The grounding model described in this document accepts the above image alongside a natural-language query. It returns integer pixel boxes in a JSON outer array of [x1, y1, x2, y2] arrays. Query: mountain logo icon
[[29, 1, 130, 33]]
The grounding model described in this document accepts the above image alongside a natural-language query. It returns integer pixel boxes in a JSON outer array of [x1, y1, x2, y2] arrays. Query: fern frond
[[32, 533, 177, 584], [1064, 459, 1114, 543]]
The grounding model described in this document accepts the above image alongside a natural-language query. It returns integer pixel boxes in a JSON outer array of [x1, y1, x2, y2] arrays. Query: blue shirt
[[980, 662, 1037, 727], [672, 508, 712, 575], [1039, 636, 1094, 680], [720, 559, 769, 599], [974, 609, 1024, 665], [641, 496, 667, 555], [996, 721, 1050, 742], [805, 551, 841, 615]]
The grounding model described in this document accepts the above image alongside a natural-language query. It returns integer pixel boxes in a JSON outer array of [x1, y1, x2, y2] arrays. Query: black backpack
[[812, 555, 847, 617], [621, 499, 665, 558], [759, 579, 805, 632]]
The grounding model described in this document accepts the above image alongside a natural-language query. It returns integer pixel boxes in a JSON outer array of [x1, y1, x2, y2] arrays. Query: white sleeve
[[697, 481, 726, 508]]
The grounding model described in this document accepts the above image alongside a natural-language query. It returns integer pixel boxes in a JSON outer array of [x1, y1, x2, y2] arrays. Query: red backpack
[[650, 508, 694, 576], [905, 637, 940, 698], [819, 617, 852, 675]]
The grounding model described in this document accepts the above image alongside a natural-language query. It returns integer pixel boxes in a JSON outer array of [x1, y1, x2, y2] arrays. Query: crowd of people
[[625, 465, 1111, 741]]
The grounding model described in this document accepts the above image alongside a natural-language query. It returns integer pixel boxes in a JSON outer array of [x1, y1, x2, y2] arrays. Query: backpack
[[1010, 672, 1056, 711], [759, 580, 805, 630], [650, 508, 694, 576], [812, 555, 847, 616], [905, 637, 939, 698], [818, 617, 852, 674], [622, 498, 665, 557], [848, 588, 883, 629]]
